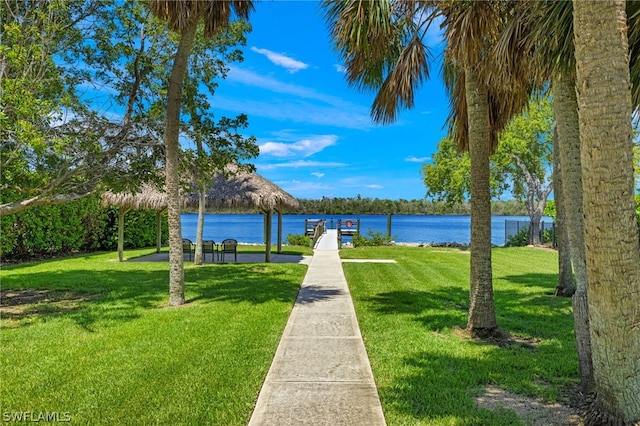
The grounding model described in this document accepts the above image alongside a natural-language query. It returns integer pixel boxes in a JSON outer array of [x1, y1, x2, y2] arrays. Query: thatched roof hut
[[185, 168, 299, 262], [101, 183, 169, 211], [101, 169, 300, 263], [101, 183, 170, 261], [184, 168, 299, 212]]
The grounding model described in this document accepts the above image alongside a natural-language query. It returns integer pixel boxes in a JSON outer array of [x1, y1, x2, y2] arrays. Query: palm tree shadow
[[366, 289, 469, 331]]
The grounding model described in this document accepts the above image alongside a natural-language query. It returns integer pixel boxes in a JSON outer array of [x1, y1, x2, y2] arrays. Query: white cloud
[[259, 135, 338, 157], [334, 64, 346, 73], [405, 156, 430, 163], [365, 184, 383, 189], [258, 160, 347, 170], [227, 67, 354, 107], [213, 95, 372, 130], [220, 67, 375, 129], [251, 47, 309, 73], [311, 172, 325, 178], [275, 180, 333, 194]]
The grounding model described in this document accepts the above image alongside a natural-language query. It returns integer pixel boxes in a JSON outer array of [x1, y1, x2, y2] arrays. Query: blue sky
[[212, 1, 449, 200]]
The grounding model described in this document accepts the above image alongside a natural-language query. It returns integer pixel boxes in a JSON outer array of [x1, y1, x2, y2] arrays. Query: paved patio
[[127, 251, 312, 265]]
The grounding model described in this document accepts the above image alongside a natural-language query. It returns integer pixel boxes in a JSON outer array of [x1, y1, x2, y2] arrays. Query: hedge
[[1, 196, 168, 260]]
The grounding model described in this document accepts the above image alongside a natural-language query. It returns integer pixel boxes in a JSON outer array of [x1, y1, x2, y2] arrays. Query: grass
[[340, 246, 578, 425], [0, 248, 307, 425], [1, 245, 577, 425]]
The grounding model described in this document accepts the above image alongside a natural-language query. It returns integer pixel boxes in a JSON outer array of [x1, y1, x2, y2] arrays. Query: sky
[[211, 1, 449, 201]]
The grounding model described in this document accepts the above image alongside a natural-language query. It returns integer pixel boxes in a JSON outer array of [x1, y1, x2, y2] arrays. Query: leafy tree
[[175, 18, 258, 265], [423, 96, 554, 245], [148, 0, 254, 306], [0, 0, 164, 216], [492, 96, 554, 244]]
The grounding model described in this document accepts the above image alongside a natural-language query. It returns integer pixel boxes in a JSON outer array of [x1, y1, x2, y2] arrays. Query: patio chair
[[202, 240, 219, 262], [221, 239, 238, 263], [182, 238, 194, 261]]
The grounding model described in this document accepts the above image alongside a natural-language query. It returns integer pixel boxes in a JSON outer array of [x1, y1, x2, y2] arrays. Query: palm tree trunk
[[552, 72, 593, 393], [165, 21, 198, 306], [574, 1, 640, 422], [553, 130, 575, 297], [465, 69, 498, 337]]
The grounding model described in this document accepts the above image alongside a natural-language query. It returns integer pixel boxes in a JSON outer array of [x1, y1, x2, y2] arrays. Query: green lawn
[[341, 246, 578, 425], [0, 248, 307, 425], [1, 245, 577, 425]]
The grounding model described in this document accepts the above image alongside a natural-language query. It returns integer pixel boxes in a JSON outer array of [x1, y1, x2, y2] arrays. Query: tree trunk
[[165, 21, 198, 306], [512, 154, 551, 245], [553, 72, 593, 393], [574, 1, 640, 423], [194, 187, 205, 265], [553, 130, 575, 297], [465, 69, 498, 337]]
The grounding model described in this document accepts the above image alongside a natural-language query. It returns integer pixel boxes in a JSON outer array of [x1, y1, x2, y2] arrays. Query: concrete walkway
[[248, 229, 386, 425]]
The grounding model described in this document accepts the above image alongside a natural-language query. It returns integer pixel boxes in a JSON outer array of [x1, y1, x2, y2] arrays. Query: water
[[180, 214, 550, 246]]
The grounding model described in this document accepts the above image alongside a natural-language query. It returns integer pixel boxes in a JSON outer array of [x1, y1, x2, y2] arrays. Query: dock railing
[[307, 219, 326, 248]]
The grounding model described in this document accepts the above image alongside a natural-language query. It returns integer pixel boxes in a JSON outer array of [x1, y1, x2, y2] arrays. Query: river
[[180, 214, 552, 247]]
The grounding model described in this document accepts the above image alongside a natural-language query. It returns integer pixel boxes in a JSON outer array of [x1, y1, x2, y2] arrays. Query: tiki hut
[[101, 183, 169, 261], [102, 169, 299, 263], [185, 167, 299, 262]]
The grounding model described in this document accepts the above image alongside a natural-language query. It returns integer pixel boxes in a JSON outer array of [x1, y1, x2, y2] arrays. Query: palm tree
[[149, 0, 253, 305], [439, 0, 540, 337], [496, 0, 594, 392], [573, 1, 640, 423], [325, 0, 534, 338]]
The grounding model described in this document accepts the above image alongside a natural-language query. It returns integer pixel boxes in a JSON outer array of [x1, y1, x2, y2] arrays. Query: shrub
[[352, 229, 394, 247], [505, 227, 529, 247], [0, 196, 167, 260], [286, 233, 311, 246]]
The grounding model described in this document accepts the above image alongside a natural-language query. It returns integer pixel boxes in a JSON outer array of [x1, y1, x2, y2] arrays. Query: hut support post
[[118, 208, 129, 262], [277, 208, 283, 254], [156, 211, 163, 253], [265, 211, 272, 263]]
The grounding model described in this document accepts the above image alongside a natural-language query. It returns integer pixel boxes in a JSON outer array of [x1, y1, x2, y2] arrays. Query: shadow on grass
[[501, 272, 559, 293], [366, 272, 572, 337], [379, 350, 525, 425], [361, 275, 577, 423], [1, 264, 302, 331]]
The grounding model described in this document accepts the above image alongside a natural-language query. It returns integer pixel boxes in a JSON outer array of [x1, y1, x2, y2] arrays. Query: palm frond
[[371, 34, 430, 124], [148, 0, 253, 35]]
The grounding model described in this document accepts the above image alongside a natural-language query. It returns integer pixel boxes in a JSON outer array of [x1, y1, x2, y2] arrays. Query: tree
[[178, 19, 257, 265], [573, 0, 640, 423], [552, 127, 575, 297], [0, 0, 164, 217], [494, 96, 554, 245], [513, 0, 595, 393], [423, 96, 555, 246], [149, 0, 254, 306], [324, 0, 536, 338], [184, 114, 258, 265]]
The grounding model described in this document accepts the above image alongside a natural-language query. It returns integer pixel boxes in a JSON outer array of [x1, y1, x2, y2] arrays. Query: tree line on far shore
[[285, 197, 528, 216]]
